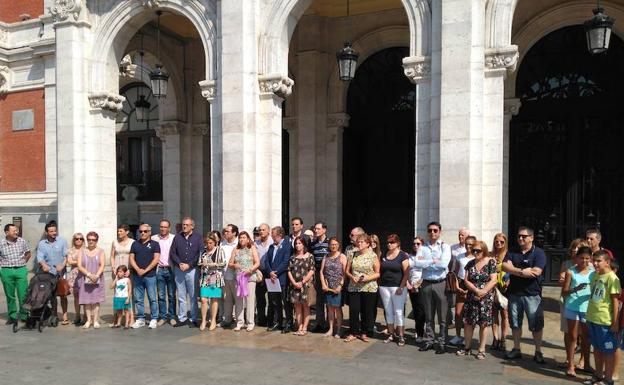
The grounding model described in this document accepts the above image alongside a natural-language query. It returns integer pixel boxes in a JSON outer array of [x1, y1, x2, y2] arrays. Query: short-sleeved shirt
[[130, 240, 160, 277], [503, 246, 547, 297], [380, 251, 408, 287], [587, 271, 621, 326], [36, 237, 68, 275], [348, 250, 378, 293], [311, 237, 330, 267], [0, 237, 30, 267]]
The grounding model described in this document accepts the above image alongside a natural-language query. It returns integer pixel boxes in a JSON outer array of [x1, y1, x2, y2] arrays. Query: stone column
[[403, 56, 432, 235], [53, 1, 118, 250], [482, 46, 518, 243], [503, 97, 521, 234], [435, 0, 486, 237], [326, 113, 350, 240], [155, 121, 183, 226]]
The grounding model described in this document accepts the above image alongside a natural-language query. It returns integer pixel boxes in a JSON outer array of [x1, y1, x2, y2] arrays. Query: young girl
[[561, 246, 594, 377], [110, 265, 132, 329]]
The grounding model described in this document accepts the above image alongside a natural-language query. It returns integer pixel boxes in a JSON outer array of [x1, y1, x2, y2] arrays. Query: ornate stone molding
[[282, 117, 297, 132], [198, 79, 216, 102], [485, 46, 519, 77], [191, 123, 210, 136], [402, 56, 431, 84], [0, 27, 7, 45], [139, 0, 162, 7], [259, 74, 294, 99], [154, 121, 182, 141], [504, 98, 521, 116], [88, 92, 125, 114], [119, 54, 137, 78], [327, 113, 350, 129], [0, 66, 9, 95], [48, 0, 82, 23]]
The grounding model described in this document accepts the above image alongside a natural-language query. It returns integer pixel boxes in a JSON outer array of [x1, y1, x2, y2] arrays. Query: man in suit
[[265, 226, 293, 333]]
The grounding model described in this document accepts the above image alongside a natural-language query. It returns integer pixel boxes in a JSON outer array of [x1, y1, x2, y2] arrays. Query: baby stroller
[[14, 273, 59, 333]]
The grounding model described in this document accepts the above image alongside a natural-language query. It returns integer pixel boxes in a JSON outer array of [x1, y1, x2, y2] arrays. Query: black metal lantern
[[135, 94, 151, 122], [150, 11, 169, 98], [337, 42, 359, 81], [584, 3, 615, 54]]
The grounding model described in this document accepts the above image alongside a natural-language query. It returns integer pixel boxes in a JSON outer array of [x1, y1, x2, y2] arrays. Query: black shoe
[[419, 342, 433, 351], [435, 344, 446, 354], [188, 321, 198, 328], [173, 320, 189, 328], [5, 318, 16, 326], [312, 324, 328, 333], [281, 324, 292, 334], [266, 323, 281, 332], [533, 351, 545, 364]]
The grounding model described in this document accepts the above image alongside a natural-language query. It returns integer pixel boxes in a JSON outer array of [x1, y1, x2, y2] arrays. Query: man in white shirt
[[448, 227, 469, 345], [255, 223, 273, 326], [220, 224, 239, 328], [152, 219, 176, 326]]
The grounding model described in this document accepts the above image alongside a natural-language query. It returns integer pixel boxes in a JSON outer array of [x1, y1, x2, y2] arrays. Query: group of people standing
[[1, 217, 623, 380]]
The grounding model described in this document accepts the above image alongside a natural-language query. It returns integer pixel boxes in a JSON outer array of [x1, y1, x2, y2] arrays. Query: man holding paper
[[265, 226, 293, 332]]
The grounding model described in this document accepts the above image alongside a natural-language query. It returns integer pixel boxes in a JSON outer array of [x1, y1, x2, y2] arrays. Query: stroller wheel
[[49, 317, 58, 328]]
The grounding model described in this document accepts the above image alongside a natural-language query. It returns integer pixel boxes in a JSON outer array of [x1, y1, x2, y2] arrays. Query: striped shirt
[[0, 237, 31, 268]]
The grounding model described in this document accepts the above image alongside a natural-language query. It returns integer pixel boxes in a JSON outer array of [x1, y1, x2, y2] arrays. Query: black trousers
[[268, 287, 293, 327], [409, 290, 426, 337], [313, 266, 326, 327], [256, 281, 274, 326], [348, 291, 377, 336]]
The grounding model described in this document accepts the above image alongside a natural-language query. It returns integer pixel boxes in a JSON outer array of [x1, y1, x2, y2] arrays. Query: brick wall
[[0, 89, 46, 191], [0, 0, 44, 23]]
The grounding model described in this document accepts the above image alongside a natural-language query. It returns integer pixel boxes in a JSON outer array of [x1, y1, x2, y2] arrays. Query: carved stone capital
[[282, 117, 297, 132], [504, 98, 521, 116], [119, 54, 137, 78], [139, 0, 162, 7], [327, 113, 350, 129], [191, 123, 210, 136], [154, 121, 182, 141], [198, 79, 216, 102], [0, 66, 9, 95], [88, 92, 125, 114], [485, 46, 519, 77], [402, 56, 431, 84], [259, 75, 294, 99], [48, 0, 82, 23]]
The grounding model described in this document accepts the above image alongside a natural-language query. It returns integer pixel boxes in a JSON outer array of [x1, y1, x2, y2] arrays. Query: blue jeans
[[173, 266, 198, 322], [508, 294, 544, 332], [132, 274, 158, 320], [156, 267, 176, 321]]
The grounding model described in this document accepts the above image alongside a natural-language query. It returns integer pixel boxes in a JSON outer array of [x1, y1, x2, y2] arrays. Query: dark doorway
[[510, 26, 624, 282], [343, 47, 415, 249]]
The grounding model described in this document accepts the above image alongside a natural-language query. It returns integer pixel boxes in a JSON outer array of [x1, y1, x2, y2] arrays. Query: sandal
[[110, 324, 121, 329], [384, 335, 395, 344], [583, 376, 606, 385], [344, 335, 357, 343], [456, 348, 471, 356], [397, 336, 406, 347], [61, 319, 70, 325], [359, 335, 370, 343], [476, 351, 486, 360]]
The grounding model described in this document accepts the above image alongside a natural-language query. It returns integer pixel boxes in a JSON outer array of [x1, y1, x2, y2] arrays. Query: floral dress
[[462, 258, 497, 327], [288, 254, 315, 303], [199, 247, 226, 288]]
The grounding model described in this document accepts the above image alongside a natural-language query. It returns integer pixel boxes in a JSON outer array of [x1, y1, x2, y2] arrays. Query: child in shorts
[[110, 265, 132, 329], [585, 250, 621, 385]]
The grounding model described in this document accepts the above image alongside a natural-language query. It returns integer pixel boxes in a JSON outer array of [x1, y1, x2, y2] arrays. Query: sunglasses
[[427, 228, 439, 233], [413, 242, 422, 246], [75, 238, 84, 241], [387, 241, 396, 244], [139, 230, 149, 233], [518, 234, 531, 239], [471, 249, 482, 255]]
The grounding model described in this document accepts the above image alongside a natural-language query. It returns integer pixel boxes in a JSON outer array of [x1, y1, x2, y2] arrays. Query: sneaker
[[131, 319, 146, 329], [157, 319, 167, 327], [504, 348, 522, 360], [533, 351, 545, 364], [148, 319, 158, 329]]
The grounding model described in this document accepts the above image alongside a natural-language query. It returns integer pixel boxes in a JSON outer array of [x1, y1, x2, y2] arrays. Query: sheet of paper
[[265, 278, 282, 293]]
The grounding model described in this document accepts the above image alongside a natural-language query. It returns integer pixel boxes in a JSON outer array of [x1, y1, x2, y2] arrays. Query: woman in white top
[[407, 236, 426, 340], [450, 235, 476, 346], [67, 233, 87, 325], [109, 224, 135, 325]]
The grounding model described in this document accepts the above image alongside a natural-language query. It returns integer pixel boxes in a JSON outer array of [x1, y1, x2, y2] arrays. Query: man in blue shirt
[[502, 226, 547, 363], [414, 221, 451, 354], [36, 221, 68, 323], [129, 223, 161, 329]]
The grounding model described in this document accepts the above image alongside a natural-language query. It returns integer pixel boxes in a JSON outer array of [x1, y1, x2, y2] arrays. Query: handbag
[[83, 274, 100, 285], [495, 287, 508, 309], [255, 269, 263, 283], [445, 271, 459, 294], [307, 279, 317, 306], [56, 277, 71, 297]]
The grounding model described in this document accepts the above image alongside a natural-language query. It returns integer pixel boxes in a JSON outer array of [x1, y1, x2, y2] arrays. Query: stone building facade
[[1, 0, 621, 264]]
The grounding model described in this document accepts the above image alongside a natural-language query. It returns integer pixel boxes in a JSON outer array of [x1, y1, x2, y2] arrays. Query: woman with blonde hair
[[199, 233, 226, 331], [67, 233, 87, 326], [491, 232, 509, 351], [370, 234, 382, 259]]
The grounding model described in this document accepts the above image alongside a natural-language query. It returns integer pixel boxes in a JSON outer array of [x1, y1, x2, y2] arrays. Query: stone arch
[[327, 25, 411, 115], [259, 0, 431, 77], [89, 0, 217, 94], [485, 0, 520, 49], [505, 0, 624, 97]]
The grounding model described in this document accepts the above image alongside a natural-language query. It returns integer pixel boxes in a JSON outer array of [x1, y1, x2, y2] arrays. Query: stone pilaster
[[326, 113, 350, 240], [502, 98, 521, 234]]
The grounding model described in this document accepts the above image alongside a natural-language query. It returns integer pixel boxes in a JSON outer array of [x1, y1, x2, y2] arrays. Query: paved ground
[[0, 284, 614, 385]]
